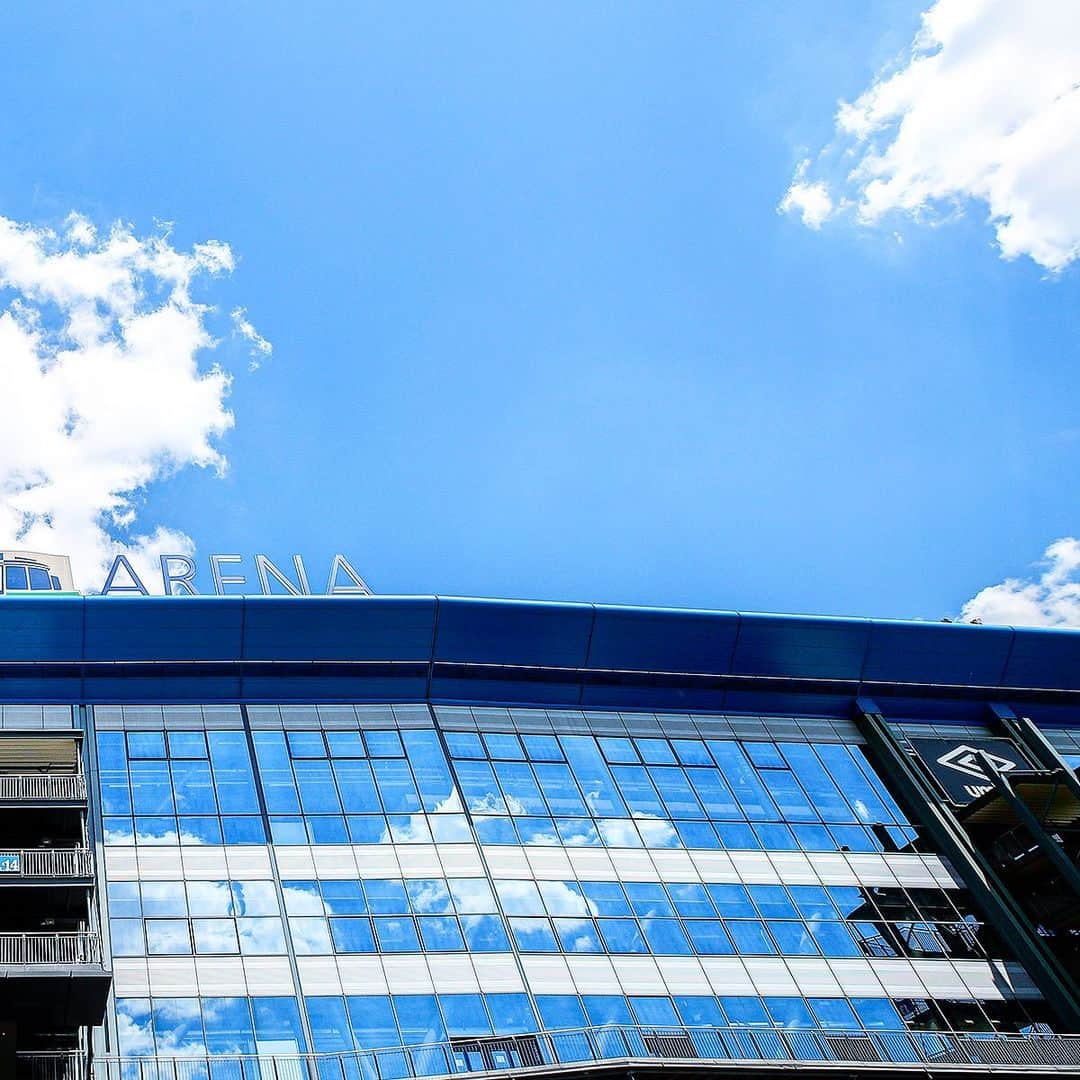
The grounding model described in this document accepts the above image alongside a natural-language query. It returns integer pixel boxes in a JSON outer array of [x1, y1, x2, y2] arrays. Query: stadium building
[[0, 551, 1079, 1079]]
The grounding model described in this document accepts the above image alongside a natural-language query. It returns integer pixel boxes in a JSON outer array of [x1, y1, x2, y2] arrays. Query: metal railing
[[0, 930, 101, 964], [89, 1024, 1080, 1080], [0, 773, 86, 801], [0, 847, 94, 879], [17, 1053, 88, 1080]]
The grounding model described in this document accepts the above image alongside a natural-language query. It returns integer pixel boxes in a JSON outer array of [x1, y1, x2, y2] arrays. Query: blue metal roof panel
[[241, 596, 436, 661], [0, 598, 83, 661], [730, 613, 871, 681], [587, 606, 740, 674], [83, 597, 244, 661], [1002, 626, 1080, 691], [433, 597, 594, 668], [862, 619, 1014, 687]]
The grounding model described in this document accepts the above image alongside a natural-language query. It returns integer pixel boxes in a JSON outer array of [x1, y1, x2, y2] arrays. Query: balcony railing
[[17, 1053, 87, 1080], [89, 1024, 1080, 1080], [0, 773, 86, 802], [0, 847, 94, 879], [0, 931, 101, 965]]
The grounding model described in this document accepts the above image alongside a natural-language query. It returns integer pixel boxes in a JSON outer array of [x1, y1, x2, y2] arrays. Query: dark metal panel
[[580, 684, 729, 712], [240, 673, 429, 701], [242, 596, 437, 661], [430, 673, 583, 706], [80, 674, 244, 702], [587, 606, 739, 674], [83, 597, 244, 661], [863, 620, 1014, 687], [731, 614, 870, 680], [0, 597, 84, 660], [433, 597, 594, 668], [1004, 626, 1080, 691]]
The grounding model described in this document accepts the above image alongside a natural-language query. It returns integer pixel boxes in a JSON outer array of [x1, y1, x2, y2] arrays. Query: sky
[[1, 0, 1079, 624]]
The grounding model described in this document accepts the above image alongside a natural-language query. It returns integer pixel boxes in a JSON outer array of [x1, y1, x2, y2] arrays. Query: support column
[[852, 697, 1080, 1030]]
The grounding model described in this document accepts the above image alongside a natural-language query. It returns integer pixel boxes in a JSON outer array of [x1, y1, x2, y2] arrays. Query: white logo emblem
[[935, 745, 1017, 781]]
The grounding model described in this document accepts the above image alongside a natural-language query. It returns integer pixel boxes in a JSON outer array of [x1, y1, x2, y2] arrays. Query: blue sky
[[2, 1, 1078, 621]]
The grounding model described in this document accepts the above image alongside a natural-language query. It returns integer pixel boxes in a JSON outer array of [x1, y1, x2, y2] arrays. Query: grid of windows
[[115, 991, 1051, 1060], [443, 731, 918, 853], [99, 730, 265, 845], [96, 704, 1056, 1055]]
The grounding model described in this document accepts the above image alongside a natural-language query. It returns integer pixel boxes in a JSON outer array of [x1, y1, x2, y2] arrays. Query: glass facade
[[3, 596, 1079, 1077], [94, 703, 1059, 1065]]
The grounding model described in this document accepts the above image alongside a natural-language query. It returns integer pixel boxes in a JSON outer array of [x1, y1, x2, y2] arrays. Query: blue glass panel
[[326, 731, 366, 758], [628, 997, 678, 1025], [705, 884, 754, 917], [448, 879, 496, 913], [473, 817, 516, 843], [402, 730, 458, 812], [330, 918, 375, 953], [482, 733, 525, 760], [129, 761, 175, 814], [253, 733, 301, 814], [152, 998, 205, 1054], [765, 997, 815, 1029], [145, 919, 191, 954], [233, 881, 278, 916], [193, 918, 239, 954], [418, 916, 465, 951], [208, 732, 260, 813], [580, 881, 630, 916], [321, 880, 366, 915], [745, 743, 785, 768], [307, 816, 348, 844], [127, 732, 166, 759], [753, 823, 799, 850], [597, 918, 647, 953], [222, 816, 266, 844], [393, 994, 446, 1045], [750, 886, 796, 919], [553, 918, 603, 952], [494, 762, 546, 815], [110, 919, 145, 956], [363, 880, 409, 913], [454, 760, 506, 814], [672, 740, 713, 766], [289, 917, 333, 954], [167, 731, 207, 758], [598, 737, 637, 764], [406, 879, 453, 914], [768, 921, 818, 955], [851, 998, 905, 1030], [269, 817, 307, 843], [675, 820, 721, 848], [535, 996, 586, 1030], [780, 744, 855, 823], [171, 760, 217, 814], [760, 769, 818, 821], [510, 917, 558, 951], [287, 731, 327, 759], [116, 999, 153, 1055], [635, 738, 676, 764], [667, 883, 712, 917], [610, 765, 665, 817], [252, 997, 306, 1052], [532, 764, 588, 816], [98, 733, 133, 815], [365, 730, 404, 758], [346, 995, 400, 1049], [307, 997, 354, 1052], [237, 917, 287, 955], [809, 998, 859, 1029], [178, 816, 222, 845], [685, 768, 740, 819], [103, 817, 134, 843], [346, 815, 387, 843], [726, 921, 776, 954], [685, 919, 734, 954], [461, 913, 510, 951], [141, 882, 187, 917], [486, 993, 537, 1034], [293, 759, 342, 814], [440, 994, 492, 1036], [641, 918, 692, 954], [674, 996, 724, 1026], [715, 822, 759, 849], [808, 921, 861, 957], [108, 881, 141, 917], [559, 737, 627, 816], [791, 823, 835, 851], [719, 997, 770, 1026], [706, 742, 778, 820], [814, 745, 892, 825], [624, 883, 674, 917], [522, 734, 563, 761], [444, 732, 484, 759], [374, 916, 420, 952], [583, 996, 634, 1025]]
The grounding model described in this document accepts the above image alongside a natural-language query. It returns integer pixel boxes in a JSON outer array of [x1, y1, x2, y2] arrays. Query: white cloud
[[0, 212, 268, 591], [781, 0, 1080, 270], [778, 160, 834, 229], [231, 305, 272, 371], [961, 537, 1080, 626]]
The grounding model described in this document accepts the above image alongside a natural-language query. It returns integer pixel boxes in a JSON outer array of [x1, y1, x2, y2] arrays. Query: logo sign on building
[[910, 737, 1034, 804], [0, 853, 21, 874]]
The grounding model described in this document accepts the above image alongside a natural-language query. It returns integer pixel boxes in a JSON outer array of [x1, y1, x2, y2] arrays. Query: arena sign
[[101, 553, 372, 596], [0, 549, 371, 597], [909, 736, 1034, 804]]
